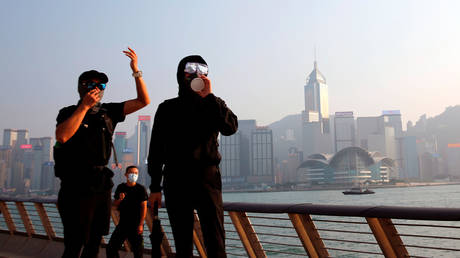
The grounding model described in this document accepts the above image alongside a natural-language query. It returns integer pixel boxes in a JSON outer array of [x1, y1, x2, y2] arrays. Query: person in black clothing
[[147, 55, 238, 257], [55, 48, 150, 258], [106, 165, 148, 258]]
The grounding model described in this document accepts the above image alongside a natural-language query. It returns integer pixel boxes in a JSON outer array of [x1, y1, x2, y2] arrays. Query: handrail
[[223, 202, 460, 221], [1, 196, 460, 257]]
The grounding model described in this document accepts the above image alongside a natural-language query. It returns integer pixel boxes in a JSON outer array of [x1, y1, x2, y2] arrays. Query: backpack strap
[[100, 108, 119, 168]]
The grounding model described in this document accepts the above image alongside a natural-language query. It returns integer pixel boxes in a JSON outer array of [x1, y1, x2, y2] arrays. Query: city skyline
[[1, 1, 460, 140]]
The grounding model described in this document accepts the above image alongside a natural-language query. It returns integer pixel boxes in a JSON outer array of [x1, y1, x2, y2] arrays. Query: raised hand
[[123, 47, 139, 72]]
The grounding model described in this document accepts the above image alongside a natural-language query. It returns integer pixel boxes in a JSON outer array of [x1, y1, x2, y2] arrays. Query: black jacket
[[147, 93, 238, 193]]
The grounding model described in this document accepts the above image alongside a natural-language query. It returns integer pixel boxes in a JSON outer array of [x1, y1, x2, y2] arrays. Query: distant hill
[[268, 113, 302, 162]]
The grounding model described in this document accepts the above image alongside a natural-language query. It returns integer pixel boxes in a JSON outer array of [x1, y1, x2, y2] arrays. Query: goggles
[[184, 62, 208, 75], [81, 81, 107, 90]]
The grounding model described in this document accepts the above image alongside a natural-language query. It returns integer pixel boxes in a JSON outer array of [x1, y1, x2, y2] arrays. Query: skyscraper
[[302, 61, 333, 156], [304, 61, 330, 133]]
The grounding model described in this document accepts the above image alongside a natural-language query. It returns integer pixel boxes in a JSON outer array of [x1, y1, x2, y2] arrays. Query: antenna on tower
[[314, 45, 318, 69]]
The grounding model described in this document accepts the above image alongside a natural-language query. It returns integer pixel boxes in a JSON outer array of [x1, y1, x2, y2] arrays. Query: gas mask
[[184, 62, 208, 92]]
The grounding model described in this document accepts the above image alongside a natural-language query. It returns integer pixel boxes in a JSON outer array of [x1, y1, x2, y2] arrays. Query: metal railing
[[1, 197, 460, 257]]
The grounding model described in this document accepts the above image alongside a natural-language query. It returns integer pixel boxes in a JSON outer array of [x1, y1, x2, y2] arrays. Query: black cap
[[78, 70, 109, 84]]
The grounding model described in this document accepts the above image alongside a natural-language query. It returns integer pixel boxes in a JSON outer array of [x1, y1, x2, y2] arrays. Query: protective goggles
[[184, 62, 208, 75], [81, 81, 107, 90]]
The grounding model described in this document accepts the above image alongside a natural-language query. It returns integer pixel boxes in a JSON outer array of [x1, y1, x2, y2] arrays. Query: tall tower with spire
[[304, 60, 330, 133]]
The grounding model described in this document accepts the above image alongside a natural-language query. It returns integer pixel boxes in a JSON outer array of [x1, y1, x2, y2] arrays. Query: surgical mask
[[127, 173, 138, 183]]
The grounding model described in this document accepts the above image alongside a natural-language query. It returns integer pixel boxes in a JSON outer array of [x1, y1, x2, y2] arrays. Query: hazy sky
[[1, 0, 460, 139]]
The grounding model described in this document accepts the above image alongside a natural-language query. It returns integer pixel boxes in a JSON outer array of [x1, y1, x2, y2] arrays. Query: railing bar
[[322, 237, 378, 245], [317, 228, 373, 235], [251, 224, 292, 229], [247, 215, 290, 220], [398, 233, 460, 240], [313, 219, 368, 224], [258, 240, 303, 248], [252, 232, 298, 238], [226, 244, 244, 248], [325, 247, 383, 255], [226, 237, 243, 241], [404, 244, 460, 252], [394, 223, 460, 229], [264, 249, 306, 255], [225, 252, 246, 257]]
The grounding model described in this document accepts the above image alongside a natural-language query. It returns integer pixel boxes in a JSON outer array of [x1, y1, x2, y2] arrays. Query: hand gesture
[[81, 88, 101, 109], [123, 47, 139, 72], [197, 74, 212, 98], [119, 192, 125, 201], [137, 224, 144, 235]]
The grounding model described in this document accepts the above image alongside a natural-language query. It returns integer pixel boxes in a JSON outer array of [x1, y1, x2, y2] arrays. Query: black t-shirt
[[55, 102, 125, 169], [114, 183, 148, 226]]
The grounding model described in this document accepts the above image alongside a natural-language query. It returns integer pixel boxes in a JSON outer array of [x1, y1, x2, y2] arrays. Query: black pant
[[106, 224, 144, 258], [58, 188, 112, 258], [164, 165, 226, 258]]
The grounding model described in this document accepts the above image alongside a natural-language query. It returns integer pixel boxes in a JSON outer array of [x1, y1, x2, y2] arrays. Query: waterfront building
[[297, 147, 394, 185], [446, 143, 460, 178], [247, 126, 274, 184], [40, 161, 57, 193], [135, 115, 151, 186], [400, 136, 420, 179], [220, 120, 274, 185], [334, 112, 356, 153], [219, 131, 243, 185], [419, 152, 443, 181]]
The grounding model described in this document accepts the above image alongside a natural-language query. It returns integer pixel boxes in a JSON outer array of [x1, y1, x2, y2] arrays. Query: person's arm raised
[[122, 47, 150, 115], [55, 88, 101, 143]]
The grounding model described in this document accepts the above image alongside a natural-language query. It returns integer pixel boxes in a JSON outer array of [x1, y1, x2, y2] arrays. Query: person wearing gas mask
[[106, 165, 148, 258], [54, 47, 150, 258], [147, 55, 238, 257]]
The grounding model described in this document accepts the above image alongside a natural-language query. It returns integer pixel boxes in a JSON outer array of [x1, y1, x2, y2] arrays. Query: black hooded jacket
[[147, 55, 238, 193]]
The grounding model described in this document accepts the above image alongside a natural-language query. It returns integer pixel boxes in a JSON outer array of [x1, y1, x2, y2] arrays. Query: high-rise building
[[3, 129, 18, 147], [16, 129, 29, 147], [304, 61, 330, 133], [41, 161, 57, 193], [219, 131, 243, 184], [302, 61, 333, 156], [334, 112, 356, 152], [136, 115, 151, 186], [220, 120, 274, 185], [248, 127, 274, 184], [400, 136, 420, 179]]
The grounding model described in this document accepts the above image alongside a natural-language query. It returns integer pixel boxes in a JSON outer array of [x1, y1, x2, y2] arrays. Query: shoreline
[[222, 181, 460, 194]]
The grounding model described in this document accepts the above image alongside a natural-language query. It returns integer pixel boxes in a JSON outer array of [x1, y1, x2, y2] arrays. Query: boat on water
[[342, 186, 375, 195]]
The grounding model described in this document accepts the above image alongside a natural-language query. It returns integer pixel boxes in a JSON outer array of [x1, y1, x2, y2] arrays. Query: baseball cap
[[78, 70, 109, 84]]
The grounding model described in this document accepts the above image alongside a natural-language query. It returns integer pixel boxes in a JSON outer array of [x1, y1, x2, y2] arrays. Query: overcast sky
[[1, 0, 459, 139]]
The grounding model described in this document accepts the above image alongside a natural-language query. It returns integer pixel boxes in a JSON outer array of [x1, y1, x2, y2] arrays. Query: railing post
[[228, 211, 266, 258], [0, 200, 16, 234], [193, 212, 208, 258], [366, 217, 409, 258], [289, 213, 329, 258], [34, 202, 56, 240], [145, 208, 172, 257], [15, 201, 35, 236]]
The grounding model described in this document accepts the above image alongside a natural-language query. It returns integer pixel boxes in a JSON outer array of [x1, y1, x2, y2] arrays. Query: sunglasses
[[184, 62, 208, 75], [81, 81, 107, 90]]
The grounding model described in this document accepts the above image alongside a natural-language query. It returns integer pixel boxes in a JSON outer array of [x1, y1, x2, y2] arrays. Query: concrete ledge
[[0, 232, 151, 258]]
